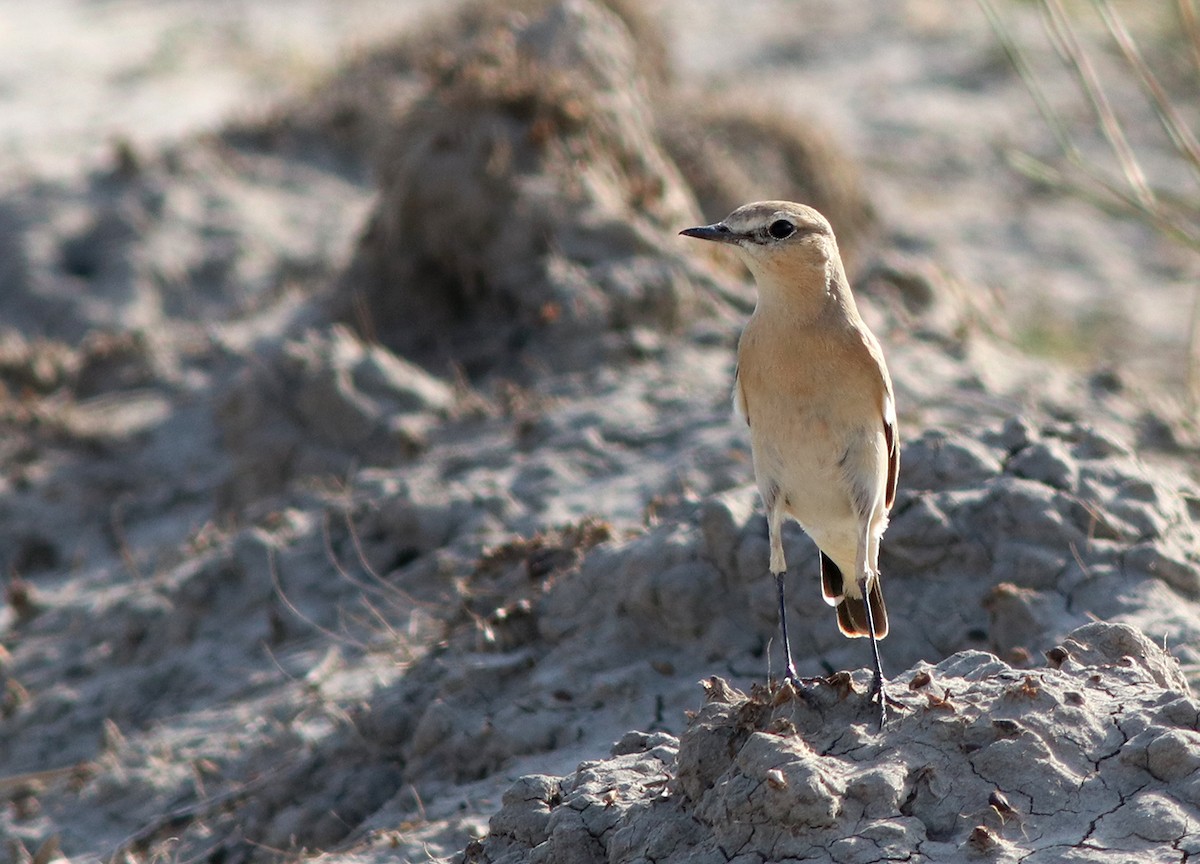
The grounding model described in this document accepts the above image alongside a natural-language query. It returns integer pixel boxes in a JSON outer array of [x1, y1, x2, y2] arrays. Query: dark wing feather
[[884, 413, 898, 509]]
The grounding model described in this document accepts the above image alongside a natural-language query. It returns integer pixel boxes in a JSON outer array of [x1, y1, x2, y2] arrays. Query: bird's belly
[[750, 416, 861, 561], [779, 467, 857, 540]]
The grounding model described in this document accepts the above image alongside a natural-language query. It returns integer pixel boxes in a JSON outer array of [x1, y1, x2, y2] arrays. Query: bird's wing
[[883, 391, 898, 509], [858, 325, 899, 511], [732, 363, 750, 426]]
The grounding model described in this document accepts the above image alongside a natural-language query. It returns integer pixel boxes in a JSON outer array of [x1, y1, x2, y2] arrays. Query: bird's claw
[[867, 675, 888, 730]]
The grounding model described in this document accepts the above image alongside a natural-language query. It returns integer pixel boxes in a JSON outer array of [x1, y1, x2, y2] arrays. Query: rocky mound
[[18, 413, 1184, 863], [467, 623, 1198, 864]]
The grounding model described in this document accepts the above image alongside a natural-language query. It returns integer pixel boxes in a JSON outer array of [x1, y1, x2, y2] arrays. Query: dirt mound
[[467, 622, 1197, 863], [215, 324, 457, 508], [332, 0, 705, 376], [327, 0, 877, 377], [136, 416, 1196, 861], [222, 0, 671, 179]]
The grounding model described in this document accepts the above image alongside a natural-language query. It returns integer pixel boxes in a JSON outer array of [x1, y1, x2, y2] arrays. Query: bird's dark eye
[[768, 219, 795, 240]]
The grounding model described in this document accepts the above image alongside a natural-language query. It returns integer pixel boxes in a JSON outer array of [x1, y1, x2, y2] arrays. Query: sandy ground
[[0, 0, 446, 179], [1, 1, 1199, 862]]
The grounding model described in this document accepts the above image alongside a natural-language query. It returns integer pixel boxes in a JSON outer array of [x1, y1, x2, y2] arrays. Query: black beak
[[679, 223, 739, 244]]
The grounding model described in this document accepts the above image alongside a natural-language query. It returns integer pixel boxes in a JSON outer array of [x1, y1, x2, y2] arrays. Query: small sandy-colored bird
[[681, 201, 898, 725]]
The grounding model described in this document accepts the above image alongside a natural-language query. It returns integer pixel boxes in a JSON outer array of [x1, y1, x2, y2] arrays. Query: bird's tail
[[821, 552, 888, 639]]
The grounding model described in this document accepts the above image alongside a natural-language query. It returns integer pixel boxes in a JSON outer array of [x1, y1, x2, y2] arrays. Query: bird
[[680, 201, 898, 726]]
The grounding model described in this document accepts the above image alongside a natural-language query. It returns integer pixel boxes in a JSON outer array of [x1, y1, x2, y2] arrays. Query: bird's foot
[[866, 674, 888, 731], [786, 673, 825, 690], [772, 667, 828, 707]]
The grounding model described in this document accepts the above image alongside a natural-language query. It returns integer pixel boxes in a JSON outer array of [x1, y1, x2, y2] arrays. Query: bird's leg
[[858, 572, 887, 730], [855, 516, 888, 730], [773, 570, 801, 685], [765, 488, 803, 688]]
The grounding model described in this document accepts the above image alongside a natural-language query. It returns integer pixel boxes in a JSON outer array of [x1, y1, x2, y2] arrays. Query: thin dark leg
[[858, 575, 887, 730], [775, 571, 801, 684]]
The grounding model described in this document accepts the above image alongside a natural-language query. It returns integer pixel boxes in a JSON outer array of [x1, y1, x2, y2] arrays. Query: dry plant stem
[[1095, 0, 1200, 405], [981, 0, 1200, 406], [1007, 151, 1200, 251], [1040, 0, 1154, 207], [980, 0, 1200, 247], [978, 0, 1157, 224], [323, 507, 438, 613], [977, 0, 1077, 156], [1180, 0, 1200, 87], [1188, 278, 1200, 409], [268, 544, 374, 653], [1097, 0, 1200, 186], [107, 769, 279, 862], [109, 494, 144, 583]]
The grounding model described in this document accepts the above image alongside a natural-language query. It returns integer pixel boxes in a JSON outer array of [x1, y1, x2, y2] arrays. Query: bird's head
[[679, 200, 838, 287]]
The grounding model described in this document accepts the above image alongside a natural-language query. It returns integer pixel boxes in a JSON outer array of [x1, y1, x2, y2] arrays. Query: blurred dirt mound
[[216, 324, 456, 509], [223, 0, 670, 178], [327, 0, 877, 376], [333, 0, 704, 376], [467, 622, 1197, 863]]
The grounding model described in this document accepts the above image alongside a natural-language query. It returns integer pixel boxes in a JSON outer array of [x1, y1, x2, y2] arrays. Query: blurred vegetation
[[980, 0, 1200, 402]]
